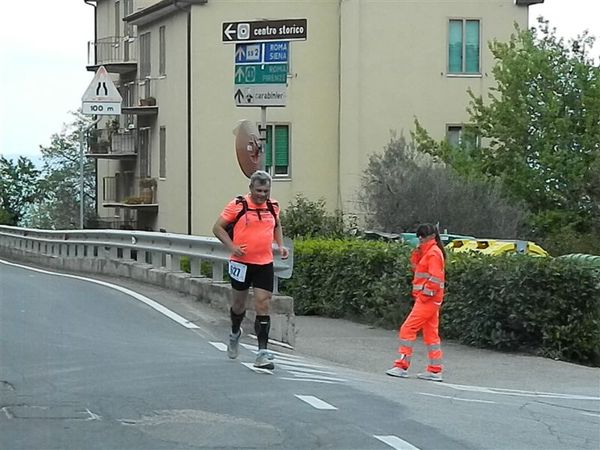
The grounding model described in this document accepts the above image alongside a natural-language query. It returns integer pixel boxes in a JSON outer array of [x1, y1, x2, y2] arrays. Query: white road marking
[[84, 408, 102, 421], [373, 435, 421, 450], [277, 364, 338, 375], [279, 377, 339, 384], [581, 412, 600, 418], [209, 342, 227, 351], [440, 382, 599, 401], [240, 362, 273, 374], [418, 392, 497, 404], [287, 371, 348, 383], [0, 259, 199, 329], [295, 395, 337, 410]]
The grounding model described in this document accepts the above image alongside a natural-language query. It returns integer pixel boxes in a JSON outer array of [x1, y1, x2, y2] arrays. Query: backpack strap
[[266, 199, 279, 226], [231, 195, 248, 225]]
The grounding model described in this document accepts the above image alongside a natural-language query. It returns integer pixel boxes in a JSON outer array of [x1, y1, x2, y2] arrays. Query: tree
[[24, 113, 97, 229], [359, 135, 528, 238], [414, 20, 600, 252], [0, 156, 41, 225]]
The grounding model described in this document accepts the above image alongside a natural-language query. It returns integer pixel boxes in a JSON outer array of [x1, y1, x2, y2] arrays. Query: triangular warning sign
[[81, 66, 123, 102]]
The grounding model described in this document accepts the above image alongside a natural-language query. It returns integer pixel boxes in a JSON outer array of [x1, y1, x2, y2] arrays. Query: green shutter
[[265, 126, 273, 167], [274, 125, 289, 166], [465, 20, 480, 73], [448, 20, 463, 73]]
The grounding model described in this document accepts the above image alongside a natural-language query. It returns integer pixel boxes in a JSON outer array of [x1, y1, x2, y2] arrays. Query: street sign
[[235, 41, 289, 64], [81, 66, 122, 115], [235, 64, 288, 84], [223, 19, 307, 43], [234, 85, 287, 107]]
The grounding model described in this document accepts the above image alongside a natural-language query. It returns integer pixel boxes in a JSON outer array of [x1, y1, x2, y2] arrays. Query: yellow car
[[447, 239, 549, 257]]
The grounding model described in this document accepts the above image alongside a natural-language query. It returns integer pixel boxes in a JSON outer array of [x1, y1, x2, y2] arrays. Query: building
[[83, 0, 543, 234]]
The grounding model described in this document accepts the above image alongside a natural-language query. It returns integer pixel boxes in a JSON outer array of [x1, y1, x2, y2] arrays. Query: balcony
[[102, 174, 159, 211], [87, 126, 138, 159], [87, 36, 137, 74], [121, 78, 159, 116]]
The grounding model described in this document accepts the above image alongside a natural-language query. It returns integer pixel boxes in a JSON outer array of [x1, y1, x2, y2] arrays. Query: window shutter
[[265, 125, 273, 167], [274, 125, 289, 166], [448, 20, 463, 73], [465, 20, 480, 73]]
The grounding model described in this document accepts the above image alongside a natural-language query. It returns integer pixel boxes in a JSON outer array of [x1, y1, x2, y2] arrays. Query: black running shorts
[[230, 262, 274, 292]]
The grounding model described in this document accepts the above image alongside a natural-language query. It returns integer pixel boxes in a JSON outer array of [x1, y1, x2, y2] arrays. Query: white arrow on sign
[[224, 23, 236, 40]]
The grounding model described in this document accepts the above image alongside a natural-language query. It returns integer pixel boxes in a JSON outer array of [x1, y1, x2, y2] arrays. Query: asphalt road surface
[[1, 259, 598, 450]]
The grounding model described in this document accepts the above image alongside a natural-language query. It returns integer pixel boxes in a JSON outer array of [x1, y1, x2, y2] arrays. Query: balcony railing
[[103, 175, 158, 208], [87, 126, 138, 158], [87, 36, 137, 73], [121, 78, 159, 115]]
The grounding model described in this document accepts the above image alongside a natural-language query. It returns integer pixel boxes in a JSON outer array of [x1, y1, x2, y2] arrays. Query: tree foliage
[[24, 113, 97, 229], [359, 135, 528, 237], [0, 156, 41, 225], [415, 20, 600, 242]]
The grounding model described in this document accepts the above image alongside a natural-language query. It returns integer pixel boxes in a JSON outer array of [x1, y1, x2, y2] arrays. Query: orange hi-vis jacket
[[410, 239, 445, 305]]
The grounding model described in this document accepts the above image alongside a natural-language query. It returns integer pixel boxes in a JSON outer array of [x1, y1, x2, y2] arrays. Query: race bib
[[228, 261, 247, 282]]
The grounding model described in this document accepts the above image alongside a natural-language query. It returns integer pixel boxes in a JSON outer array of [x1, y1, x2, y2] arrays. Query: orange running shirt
[[220, 194, 280, 265]]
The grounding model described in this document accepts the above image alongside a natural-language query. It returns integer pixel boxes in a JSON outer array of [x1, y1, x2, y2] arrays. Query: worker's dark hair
[[416, 223, 446, 259]]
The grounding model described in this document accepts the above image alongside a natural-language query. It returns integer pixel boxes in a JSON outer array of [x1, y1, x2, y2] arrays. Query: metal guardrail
[[0, 226, 293, 292]]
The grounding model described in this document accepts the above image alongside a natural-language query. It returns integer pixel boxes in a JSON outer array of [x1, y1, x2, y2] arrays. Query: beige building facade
[[84, 0, 542, 235]]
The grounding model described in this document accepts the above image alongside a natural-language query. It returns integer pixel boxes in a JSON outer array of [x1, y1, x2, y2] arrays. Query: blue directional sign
[[235, 41, 288, 65], [264, 41, 288, 63]]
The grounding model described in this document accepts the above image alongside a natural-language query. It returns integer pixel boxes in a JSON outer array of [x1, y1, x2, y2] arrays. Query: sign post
[[80, 66, 122, 228]]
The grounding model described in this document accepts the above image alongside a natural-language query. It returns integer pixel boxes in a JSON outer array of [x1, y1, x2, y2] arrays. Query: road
[[1, 259, 598, 449]]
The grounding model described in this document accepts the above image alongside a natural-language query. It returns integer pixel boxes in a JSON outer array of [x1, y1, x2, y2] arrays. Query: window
[[264, 124, 290, 177], [159, 26, 166, 76], [114, 1, 120, 36], [159, 126, 166, 179], [448, 19, 480, 74], [446, 124, 480, 149], [139, 32, 151, 78]]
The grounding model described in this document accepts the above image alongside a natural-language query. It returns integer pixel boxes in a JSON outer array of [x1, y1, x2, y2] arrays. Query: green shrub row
[[280, 239, 600, 366]]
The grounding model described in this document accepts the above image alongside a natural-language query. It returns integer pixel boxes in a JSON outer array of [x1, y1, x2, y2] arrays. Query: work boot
[[386, 367, 409, 378], [417, 371, 443, 382]]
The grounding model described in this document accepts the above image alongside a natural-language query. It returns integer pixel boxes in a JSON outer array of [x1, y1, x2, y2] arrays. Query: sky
[[0, 0, 598, 160]]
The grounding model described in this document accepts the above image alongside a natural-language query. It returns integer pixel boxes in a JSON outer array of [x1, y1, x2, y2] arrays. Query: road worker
[[386, 223, 446, 381]]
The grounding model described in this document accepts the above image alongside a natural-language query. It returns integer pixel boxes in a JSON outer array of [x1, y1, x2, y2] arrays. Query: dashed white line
[[295, 395, 337, 410], [373, 435, 421, 450], [418, 392, 497, 404]]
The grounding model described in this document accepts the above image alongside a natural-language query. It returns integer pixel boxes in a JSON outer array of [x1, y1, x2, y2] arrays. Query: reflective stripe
[[412, 284, 424, 291], [423, 288, 434, 296], [429, 358, 443, 365], [427, 344, 442, 351], [414, 272, 430, 278], [399, 339, 414, 348]]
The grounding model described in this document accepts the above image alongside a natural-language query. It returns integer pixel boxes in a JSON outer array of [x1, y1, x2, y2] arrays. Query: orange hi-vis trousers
[[393, 300, 443, 373]]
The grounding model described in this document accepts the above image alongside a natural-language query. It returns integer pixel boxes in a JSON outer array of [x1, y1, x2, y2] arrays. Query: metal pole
[[260, 106, 267, 172], [80, 118, 101, 229], [79, 128, 85, 229]]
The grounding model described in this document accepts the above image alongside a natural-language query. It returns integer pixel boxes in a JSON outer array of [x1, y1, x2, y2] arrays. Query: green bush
[[281, 239, 600, 366], [280, 194, 345, 239]]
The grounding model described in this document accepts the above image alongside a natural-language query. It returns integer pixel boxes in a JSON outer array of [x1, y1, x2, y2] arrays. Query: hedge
[[280, 239, 600, 366]]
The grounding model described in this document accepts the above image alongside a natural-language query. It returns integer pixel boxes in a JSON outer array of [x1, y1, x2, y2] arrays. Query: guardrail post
[[190, 258, 201, 277], [213, 261, 224, 282]]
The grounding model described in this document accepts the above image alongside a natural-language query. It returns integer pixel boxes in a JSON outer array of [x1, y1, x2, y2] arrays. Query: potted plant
[[139, 177, 157, 203]]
